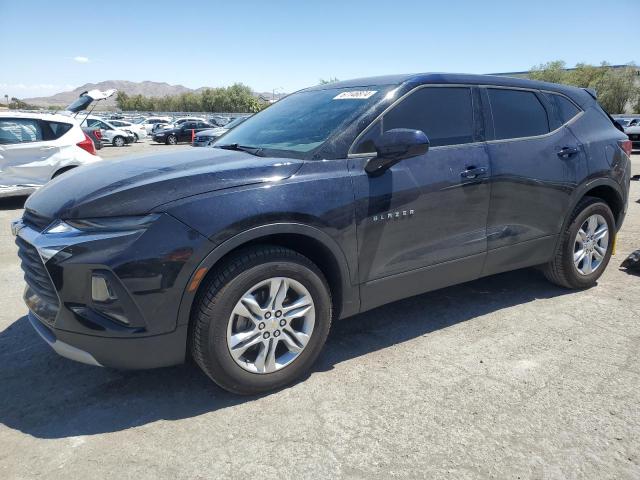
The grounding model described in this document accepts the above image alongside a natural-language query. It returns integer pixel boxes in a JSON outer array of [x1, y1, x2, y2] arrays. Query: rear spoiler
[[582, 87, 626, 133]]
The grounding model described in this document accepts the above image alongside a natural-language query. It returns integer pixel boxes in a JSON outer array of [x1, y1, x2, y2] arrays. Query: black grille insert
[[16, 236, 59, 324]]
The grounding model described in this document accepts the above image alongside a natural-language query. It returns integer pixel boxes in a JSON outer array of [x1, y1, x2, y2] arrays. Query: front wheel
[[190, 245, 332, 394], [113, 136, 125, 147], [543, 197, 615, 289], [166, 134, 177, 145]]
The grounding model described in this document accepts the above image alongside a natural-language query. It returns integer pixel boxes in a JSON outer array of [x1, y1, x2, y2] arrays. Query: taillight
[[619, 139, 632, 157], [93, 129, 102, 140], [77, 132, 97, 155]]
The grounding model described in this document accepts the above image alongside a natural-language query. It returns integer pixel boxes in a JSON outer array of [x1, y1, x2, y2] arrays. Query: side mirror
[[365, 129, 429, 176]]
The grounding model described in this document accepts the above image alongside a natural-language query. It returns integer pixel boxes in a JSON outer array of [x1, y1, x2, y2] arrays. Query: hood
[[26, 148, 304, 219]]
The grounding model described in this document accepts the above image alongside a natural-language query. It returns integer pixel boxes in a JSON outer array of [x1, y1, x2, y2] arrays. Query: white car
[[0, 112, 102, 198], [139, 117, 173, 134], [108, 120, 148, 141], [80, 116, 135, 147]]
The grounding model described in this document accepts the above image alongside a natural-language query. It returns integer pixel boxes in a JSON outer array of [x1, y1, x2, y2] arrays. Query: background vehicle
[[152, 120, 214, 144], [81, 116, 135, 147], [139, 117, 172, 134], [81, 127, 103, 150], [109, 120, 148, 141], [192, 115, 250, 146], [625, 123, 640, 149], [14, 73, 631, 395], [0, 112, 101, 197]]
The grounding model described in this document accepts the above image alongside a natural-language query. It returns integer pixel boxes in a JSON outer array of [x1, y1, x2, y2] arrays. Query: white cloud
[[73, 56, 89, 63]]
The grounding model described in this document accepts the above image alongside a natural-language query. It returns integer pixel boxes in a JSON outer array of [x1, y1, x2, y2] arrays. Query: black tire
[[166, 134, 177, 145], [52, 166, 76, 178], [133, 133, 139, 142], [543, 197, 615, 289], [191, 245, 332, 395], [113, 136, 125, 147]]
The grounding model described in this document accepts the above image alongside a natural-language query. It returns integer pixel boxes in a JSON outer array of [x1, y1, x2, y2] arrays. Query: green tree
[[528, 61, 639, 114]]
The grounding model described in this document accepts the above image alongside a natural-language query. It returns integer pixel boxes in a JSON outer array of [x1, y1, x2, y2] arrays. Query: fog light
[[92, 274, 117, 302]]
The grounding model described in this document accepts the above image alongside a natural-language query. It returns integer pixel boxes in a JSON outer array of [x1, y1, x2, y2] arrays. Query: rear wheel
[[166, 134, 177, 145], [543, 197, 615, 289], [113, 136, 125, 147], [190, 245, 332, 394]]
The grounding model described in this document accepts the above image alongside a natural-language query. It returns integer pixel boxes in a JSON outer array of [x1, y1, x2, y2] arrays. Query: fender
[[554, 175, 625, 254], [175, 222, 361, 329]]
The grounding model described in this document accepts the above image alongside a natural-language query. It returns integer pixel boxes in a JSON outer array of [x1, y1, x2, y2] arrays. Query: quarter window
[[353, 86, 475, 153], [554, 94, 581, 124], [488, 89, 549, 140], [0, 118, 43, 144]]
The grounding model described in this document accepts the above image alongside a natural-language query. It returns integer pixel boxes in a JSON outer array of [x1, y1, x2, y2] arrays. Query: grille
[[22, 209, 53, 232], [629, 134, 639, 141], [16, 236, 59, 323]]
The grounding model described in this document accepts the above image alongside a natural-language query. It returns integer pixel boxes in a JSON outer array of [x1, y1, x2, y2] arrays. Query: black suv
[[13, 73, 631, 394]]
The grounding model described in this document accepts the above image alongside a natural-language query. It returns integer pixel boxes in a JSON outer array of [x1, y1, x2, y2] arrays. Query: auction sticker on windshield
[[333, 90, 377, 100]]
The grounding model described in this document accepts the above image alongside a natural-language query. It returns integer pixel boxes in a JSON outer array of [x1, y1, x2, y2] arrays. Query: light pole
[[4, 94, 8, 105], [272, 87, 282, 102]]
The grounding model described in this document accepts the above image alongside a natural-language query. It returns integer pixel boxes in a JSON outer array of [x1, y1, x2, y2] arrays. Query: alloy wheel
[[574, 213, 609, 275], [226, 277, 315, 374]]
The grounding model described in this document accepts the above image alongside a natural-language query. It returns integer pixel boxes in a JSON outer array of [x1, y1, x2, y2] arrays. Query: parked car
[[81, 127, 103, 150], [139, 117, 173, 134], [152, 120, 214, 145], [108, 120, 148, 141], [209, 115, 232, 127], [0, 111, 101, 198], [173, 117, 207, 126], [192, 115, 250, 147], [12, 73, 631, 395], [625, 123, 640, 150], [80, 116, 135, 147]]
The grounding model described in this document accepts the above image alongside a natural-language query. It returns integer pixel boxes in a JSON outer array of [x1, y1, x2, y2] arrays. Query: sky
[[1, 0, 638, 99]]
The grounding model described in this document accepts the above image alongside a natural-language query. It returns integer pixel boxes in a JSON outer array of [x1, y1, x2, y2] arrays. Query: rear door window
[[352, 86, 475, 153], [0, 118, 43, 144], [44, 121, 72, 140], [488, 88, 549, 140]]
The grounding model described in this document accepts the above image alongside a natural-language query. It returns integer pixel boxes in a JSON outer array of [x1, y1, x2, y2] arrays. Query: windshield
[[213, 86, 393, 157]]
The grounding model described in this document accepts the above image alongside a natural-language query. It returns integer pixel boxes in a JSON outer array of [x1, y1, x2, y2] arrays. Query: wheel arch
[[572, 178, 625, 230], [176, 223, 360, 331]]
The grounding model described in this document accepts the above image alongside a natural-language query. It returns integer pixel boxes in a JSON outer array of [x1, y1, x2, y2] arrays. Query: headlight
[[44, 215, 160, 234]]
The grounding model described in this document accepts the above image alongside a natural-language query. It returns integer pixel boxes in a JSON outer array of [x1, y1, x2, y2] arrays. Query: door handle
[[557, 146, 579, 158], [460, 166, 487, 180]]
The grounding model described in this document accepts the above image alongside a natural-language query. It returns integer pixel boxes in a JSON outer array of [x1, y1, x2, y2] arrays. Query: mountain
[[23, 81, 287, 108], [24, 81, 194, 107]]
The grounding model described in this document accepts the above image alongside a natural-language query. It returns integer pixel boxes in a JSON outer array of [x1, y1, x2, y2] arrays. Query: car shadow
[[0, 268, 571, 439]]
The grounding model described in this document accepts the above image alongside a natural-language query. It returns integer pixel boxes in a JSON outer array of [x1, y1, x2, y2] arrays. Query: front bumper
[[14, 213, 211, 369]]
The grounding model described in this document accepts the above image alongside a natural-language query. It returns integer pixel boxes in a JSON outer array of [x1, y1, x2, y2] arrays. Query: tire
[[52, 166, 76, 178], [191, 245, 332, 395], [113, 136, 125, 147], [134, 133, 139, 142], [543, 196, 615, 289], [166, 134, 177, 145]]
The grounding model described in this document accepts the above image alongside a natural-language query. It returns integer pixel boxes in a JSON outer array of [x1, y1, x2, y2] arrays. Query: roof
[[304, 72, 593, 106], [0, 111, 79, 123]]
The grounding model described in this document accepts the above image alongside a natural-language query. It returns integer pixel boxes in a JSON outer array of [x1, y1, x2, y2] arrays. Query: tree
[[319, 77, 339, 85], [528, 61, 566, 84], [528, 61, 639, 114]]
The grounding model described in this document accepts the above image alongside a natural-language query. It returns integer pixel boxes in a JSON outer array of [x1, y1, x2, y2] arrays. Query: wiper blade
[[214, 143, 265, 157]]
